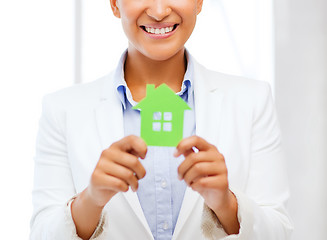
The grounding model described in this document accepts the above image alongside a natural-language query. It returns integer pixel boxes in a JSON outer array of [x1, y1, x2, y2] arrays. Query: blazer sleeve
[[30, 95, 107, 240], [201, 83, 293, 240]]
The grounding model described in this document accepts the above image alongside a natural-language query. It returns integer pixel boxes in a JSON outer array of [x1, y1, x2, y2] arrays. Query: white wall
[[0, 1, 74, 238], [274, 0, 327, 239]]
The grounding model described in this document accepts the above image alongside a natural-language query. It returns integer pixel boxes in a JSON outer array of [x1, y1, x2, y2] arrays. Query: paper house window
[[133, 84, 191, 147], [152, 122, 161, 131], [164, 112, 172, 121], [152, 111, 173, 132], [153, 112, 162, 121], [163, 122, 172, 131]]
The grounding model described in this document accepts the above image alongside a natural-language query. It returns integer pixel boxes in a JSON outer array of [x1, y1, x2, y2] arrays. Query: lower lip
[[142, 25, 178, 40]]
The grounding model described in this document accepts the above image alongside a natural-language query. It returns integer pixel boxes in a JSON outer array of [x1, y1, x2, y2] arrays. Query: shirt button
[[162, 221, 169, 230], [161, 180, 167, 188]]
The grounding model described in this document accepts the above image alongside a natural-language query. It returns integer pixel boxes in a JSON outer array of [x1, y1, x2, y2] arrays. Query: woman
[[30, 0, 293, 239]]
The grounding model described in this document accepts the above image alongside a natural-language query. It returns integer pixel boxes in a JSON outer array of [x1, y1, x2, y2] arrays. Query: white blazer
[[30, 57, 293, 240]]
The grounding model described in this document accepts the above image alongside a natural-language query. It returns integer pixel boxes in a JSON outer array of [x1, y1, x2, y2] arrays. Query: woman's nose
[[145, 0, 172, 21]]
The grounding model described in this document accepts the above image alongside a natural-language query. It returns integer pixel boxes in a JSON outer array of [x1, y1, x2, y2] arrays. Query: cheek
[[175, 3, 198, 30], [119, 6, 143, 37], [175, 0, 198, 16], [121, 16, 138, 40], [119, 1, 144, 22]]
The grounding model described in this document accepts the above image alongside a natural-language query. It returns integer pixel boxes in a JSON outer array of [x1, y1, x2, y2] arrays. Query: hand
[[86, 135, 147, 208], [175, 136, 239, 234]]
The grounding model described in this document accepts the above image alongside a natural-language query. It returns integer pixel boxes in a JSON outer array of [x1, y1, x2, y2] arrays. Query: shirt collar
[[114, 49, 194, 109]]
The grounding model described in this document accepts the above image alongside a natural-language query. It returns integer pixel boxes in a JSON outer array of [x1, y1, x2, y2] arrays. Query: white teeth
[[144, 26, 175, 34]]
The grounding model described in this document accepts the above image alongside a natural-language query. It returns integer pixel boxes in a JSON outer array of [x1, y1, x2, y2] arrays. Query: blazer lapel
[[173, 60, 225, 239], [122, 190, 154, 239], [95, 74, 125, 149], [195, 88, 224, 144], [193, 62, 225, 145], [95, 99, 124, 149], [95, 75, 153, 238], [172, 188, 201, 240]]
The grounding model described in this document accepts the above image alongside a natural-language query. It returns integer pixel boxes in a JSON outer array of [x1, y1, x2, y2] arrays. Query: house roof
[[133, 84, 191, 111]]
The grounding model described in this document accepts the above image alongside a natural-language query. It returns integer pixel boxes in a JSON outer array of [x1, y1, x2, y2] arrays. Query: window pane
[[164, 112, 172, 121], [153, 112, 162, 121], [153, 122, 161, 131], [163, 122, 172, 132]]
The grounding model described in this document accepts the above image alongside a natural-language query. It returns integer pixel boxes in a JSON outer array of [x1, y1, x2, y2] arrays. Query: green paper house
[[133, 84, 191, 147]]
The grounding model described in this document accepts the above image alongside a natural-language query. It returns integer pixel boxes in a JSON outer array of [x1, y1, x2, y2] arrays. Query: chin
[[142, 46, 185, 62]]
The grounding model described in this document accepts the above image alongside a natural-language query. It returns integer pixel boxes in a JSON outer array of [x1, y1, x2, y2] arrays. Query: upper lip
[[140, 22, 178, 28]]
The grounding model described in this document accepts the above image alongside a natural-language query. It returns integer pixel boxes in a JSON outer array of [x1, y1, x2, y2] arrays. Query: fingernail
[[178, 175, 182, 180], [174, 149, 179, 157]]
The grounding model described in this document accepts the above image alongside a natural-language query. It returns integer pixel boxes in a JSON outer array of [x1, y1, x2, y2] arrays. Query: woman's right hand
[[71, 135, 147, 239], [85, 135, 147, 208]]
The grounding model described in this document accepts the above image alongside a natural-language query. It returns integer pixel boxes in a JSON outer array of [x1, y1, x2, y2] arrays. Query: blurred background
[[0, 0, 326, 239]]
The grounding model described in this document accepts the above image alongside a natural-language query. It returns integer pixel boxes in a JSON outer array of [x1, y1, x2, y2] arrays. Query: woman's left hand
[[174, 136, 239, 234]]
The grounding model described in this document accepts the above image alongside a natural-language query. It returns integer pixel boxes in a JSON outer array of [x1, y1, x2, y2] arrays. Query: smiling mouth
[[140, 24, 179, 35]]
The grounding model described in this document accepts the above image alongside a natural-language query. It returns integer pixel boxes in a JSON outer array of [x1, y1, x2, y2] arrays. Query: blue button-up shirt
[[113, 51, 196, 240]]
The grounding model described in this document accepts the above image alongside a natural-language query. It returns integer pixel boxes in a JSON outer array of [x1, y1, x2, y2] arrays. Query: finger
[[178, 151, 213, 180], [101, 161, 139, 192], [183, 162, 220, 186], [175, 136, 212, 157], [174, 147, 194, 158], [103, 150, 146, 180], [117, 135, 148, 159], [190, 175, 228, 193], [113, 152, 146, 180], [99, 174, 130, 193]]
